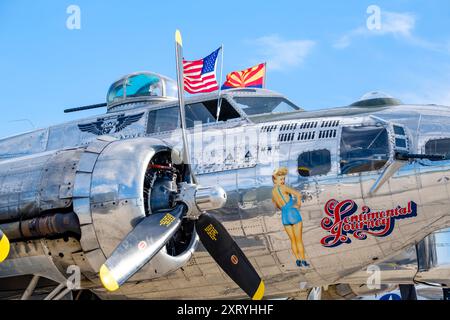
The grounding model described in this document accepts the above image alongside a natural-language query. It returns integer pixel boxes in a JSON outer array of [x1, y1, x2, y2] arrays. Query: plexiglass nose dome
[[106, 72, 178, 111]]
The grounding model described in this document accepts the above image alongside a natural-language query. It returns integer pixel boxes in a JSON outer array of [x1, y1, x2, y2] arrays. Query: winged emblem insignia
[[78, 112, 144, 135]]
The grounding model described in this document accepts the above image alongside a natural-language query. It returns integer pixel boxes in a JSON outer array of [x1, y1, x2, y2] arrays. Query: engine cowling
[[0, 136, 198, 284], [79, 137, 198, 283]]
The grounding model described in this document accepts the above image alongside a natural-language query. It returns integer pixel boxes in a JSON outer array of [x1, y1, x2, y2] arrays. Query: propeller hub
[[176, 183, 227, 219], [195, 186, 227, 212]]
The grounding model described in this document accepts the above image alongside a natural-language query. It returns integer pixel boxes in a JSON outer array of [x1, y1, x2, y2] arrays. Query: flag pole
[[216, 44, 224, 122]]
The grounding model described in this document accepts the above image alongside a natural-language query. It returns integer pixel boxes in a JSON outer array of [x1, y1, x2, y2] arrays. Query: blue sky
[[0, 0, 450, 137]]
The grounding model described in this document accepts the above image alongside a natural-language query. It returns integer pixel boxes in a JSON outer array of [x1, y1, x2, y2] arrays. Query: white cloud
[[379, 11, 416, 37], [398, 87, 450, 107], [395, 69, 450, 107], [252, 35, 316, 71], [334, 11, 418, 49], [334, 31, 362, 49]]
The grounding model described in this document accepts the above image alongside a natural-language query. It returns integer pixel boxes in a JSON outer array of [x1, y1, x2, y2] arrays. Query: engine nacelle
[[0, 136, 198, 285]]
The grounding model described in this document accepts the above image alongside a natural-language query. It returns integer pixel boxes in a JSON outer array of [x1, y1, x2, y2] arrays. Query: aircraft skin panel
[[93, 105, 450, 299], [1, 90, 450, 299]]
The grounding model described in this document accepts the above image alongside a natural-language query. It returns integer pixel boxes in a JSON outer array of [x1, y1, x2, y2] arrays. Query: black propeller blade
[[99, 205, 186, 291], [196, 214, 265, 300]]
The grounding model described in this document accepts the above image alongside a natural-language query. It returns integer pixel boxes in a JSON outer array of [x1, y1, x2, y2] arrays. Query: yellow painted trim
[[99, 265, 120, 292], [252, 280, 265, 300], [175, 30, 182, 46], [0, 233, 10, 263]]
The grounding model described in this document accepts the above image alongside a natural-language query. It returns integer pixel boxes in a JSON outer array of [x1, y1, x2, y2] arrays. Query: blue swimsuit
[[278, 187, 303, 226]]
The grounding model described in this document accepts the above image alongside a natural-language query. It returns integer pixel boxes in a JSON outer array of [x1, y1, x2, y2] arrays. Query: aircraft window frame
[[339, 125, 390, 175], [146, 106, 180, 135], [393, 125, 406, 136], [146, 98, 242, 134], [424, 138, 450, 161], [107, 81, 125, 104], [185, 99, 241, 128], [392, 124, 409, 152], [298, 149, 332, 177], [395, 138, 407, 149], [232, 96, 301, 116]]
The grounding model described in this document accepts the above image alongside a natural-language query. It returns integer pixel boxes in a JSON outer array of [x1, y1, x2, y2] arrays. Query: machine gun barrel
[[395, 152, 446, 161], [64, 103, 107, 114]]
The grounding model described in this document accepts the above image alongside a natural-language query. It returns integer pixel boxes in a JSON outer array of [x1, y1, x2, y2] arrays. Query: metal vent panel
[[318, 129, 337, 139], [260, 125, 278, 133]]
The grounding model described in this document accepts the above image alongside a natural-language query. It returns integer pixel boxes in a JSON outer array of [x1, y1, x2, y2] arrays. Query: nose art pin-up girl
[[272, 168, 310, 268]]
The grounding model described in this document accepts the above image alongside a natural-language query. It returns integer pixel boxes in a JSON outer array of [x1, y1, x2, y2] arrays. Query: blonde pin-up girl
[[272, 168, 309, 268]]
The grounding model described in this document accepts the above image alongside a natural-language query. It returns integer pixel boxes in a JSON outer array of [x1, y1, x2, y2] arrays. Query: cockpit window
[[147, 99, 241, 134], [147, 107, 179, 134], [186, 99, 240, 128], [425, 138, 450, 160], [340, 126, 389, 174], [186, 101, 216, 127], [233, 97, 300, 116]]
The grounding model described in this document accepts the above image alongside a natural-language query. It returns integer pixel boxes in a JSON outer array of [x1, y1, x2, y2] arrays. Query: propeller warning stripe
[[99, 265, 120, 292], [0, 230, 10, 263], [253, 281, 265, 301]]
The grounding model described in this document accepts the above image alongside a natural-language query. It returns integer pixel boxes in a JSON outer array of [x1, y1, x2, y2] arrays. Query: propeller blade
[[196, 214, 265, 300], [0, 229, 10, 263], [174, 30, 264, 300], [175, 29, 197, 185], [99, 205, 187, 291]]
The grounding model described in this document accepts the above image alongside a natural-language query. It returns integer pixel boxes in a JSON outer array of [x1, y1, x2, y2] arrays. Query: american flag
[[183, 47, 221, 94]]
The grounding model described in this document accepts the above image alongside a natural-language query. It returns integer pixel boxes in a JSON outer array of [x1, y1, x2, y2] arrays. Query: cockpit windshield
[[233, 97, 300, 116]]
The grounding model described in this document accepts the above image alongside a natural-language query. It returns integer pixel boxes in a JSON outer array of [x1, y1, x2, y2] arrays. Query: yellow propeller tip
[[252, 280, 265, 300], [175, 30, 182, 46], [99, 265, 120, 292], [0, 233, 10, 263]]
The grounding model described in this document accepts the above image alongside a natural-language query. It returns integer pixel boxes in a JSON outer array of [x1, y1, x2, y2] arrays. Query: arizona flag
[[222, 63, 266, 90]]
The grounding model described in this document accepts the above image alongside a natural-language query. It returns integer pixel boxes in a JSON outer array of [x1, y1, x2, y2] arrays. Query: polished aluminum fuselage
[[1, 90, 450, 299]]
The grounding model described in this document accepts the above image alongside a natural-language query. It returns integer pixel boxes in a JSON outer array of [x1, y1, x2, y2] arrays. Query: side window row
[[298, 149, 331, 177], [340, 126, 389, 174], [297, 126, 391, 177]]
